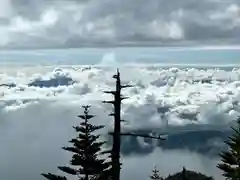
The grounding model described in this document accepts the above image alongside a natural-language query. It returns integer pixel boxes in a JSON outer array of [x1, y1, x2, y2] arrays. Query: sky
[[1, 0, 240, 49]]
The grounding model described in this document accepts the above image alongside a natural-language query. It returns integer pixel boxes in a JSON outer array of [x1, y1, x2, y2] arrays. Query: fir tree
[[149, 166, 163, 180], [217, 117, 240, 179], [165, 168, 213, 180], [42, 105, 110, 180]]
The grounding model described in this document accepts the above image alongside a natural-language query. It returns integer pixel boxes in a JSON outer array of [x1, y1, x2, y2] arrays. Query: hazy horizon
[[1, 46, 240, 67]]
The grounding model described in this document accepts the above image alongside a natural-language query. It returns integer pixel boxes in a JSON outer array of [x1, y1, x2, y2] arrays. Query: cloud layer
[[1, 0, 240, 48], [1, 65, 240, 179], [1, 66, 240, 128]]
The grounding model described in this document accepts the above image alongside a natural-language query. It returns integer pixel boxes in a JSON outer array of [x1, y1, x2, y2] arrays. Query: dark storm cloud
[[1, 0, 240, 48]]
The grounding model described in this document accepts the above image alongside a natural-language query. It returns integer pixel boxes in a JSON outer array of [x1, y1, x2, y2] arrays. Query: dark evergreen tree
[[149, 166, 163, 180], [42, 105, 110, 180], [217, 117, 240, 179], [181, 167, 188, 180], [165, 168, 213, 180]]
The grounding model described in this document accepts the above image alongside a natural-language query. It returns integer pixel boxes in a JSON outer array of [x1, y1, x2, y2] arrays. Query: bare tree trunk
[[103, 69, 166, 180]]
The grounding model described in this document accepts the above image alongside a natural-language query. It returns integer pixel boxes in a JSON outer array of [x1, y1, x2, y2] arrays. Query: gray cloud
[[1, 0, 240, 48], [121, 148, 223, 180], [0, 101, 223, 180]]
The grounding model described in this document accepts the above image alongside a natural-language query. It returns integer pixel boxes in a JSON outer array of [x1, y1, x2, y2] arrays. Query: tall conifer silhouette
[[217, 117, 240, 179], [42, 105, 110, 180]]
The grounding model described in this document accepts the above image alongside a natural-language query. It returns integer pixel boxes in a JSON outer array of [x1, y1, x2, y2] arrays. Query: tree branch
[[120, 132, 166, 140]]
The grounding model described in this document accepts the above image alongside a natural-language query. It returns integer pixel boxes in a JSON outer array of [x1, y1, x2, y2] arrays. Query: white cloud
[[1, 65, 240, 128], [1, 65, 239, 179]]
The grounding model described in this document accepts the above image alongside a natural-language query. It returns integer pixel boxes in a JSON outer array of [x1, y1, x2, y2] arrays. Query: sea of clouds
[[1, 63, 240, 179], [1, 65, 240, 128]]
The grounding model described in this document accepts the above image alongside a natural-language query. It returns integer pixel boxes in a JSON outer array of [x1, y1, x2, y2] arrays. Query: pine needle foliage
[[218, 117, 240, 180], [42, 105, 110, 180]]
